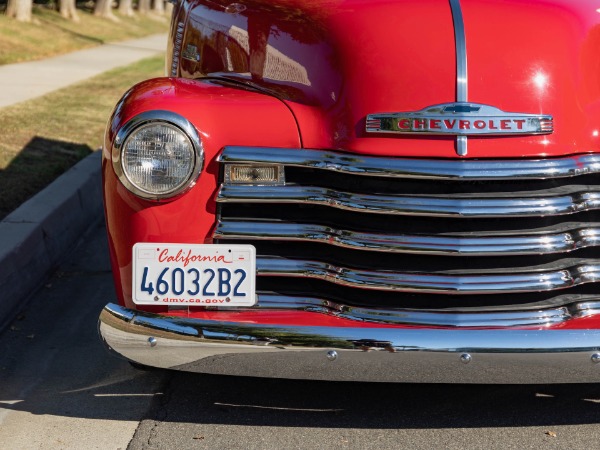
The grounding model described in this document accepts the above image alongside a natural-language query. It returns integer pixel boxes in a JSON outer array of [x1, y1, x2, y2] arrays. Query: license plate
[[132, 243, 256, 306]]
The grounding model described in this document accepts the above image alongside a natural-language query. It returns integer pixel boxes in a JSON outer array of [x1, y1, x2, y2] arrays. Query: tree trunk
[[94, 0, 118, 20], [138, 0, 151, 15], [59, 0, 79, 22], [152, 0, 164, 15], [5, 0, 33, 22], [118, 0, 134, 17]]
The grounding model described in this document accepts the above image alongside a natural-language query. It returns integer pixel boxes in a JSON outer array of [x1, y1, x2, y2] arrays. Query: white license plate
[[132, 243, 256, 306]]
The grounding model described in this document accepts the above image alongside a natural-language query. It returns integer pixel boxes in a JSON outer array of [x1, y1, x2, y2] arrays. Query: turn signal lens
[[225, 164, 285, 185]]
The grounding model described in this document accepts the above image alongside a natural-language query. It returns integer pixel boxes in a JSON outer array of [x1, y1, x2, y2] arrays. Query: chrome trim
[[99, 303, 600, 383], [255, 294, 580, 327], [218, 147, 600, 180], [112, 110, 204, 201], [217, 184, 600, 218], [449, 0, 467, 103], [171, 22, 185, 76], [215, 220, 600, 256], [181, 44, 200, 62], [572, 301, 600, 317], [365, 103, 554, 136], [450, 0, 468, 155], [456, 135, 467, 157], [256, 256, 600, 294]]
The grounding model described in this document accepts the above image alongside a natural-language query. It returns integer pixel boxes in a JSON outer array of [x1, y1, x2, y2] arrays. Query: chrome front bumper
[[99, 303, 600, 383]]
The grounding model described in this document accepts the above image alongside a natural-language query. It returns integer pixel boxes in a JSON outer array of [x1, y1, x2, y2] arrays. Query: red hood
[[179, 0, 600, 158]]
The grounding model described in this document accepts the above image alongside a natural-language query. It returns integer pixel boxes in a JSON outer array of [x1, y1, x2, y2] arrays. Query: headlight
[[113, 111, 203, 200]]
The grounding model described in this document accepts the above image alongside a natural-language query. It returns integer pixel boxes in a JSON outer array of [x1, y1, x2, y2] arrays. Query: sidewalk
[[0, 33, 167, 108], [0, 34, 167, 330]]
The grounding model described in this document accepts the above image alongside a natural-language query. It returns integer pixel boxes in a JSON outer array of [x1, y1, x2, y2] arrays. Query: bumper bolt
[[148, 337, 157, 347], [326, 350, 338, 361], [592, 353, 600, 364], [460, 353, 472, 364]]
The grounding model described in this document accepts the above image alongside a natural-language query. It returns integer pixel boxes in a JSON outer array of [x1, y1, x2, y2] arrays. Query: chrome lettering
[[366, 102, 553, 137]]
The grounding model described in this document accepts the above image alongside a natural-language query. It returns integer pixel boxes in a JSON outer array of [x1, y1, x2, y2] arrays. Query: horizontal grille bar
[[218, 147, 600, 180], [252, 294, 600, 327], [215, 220, 600, 256], [256, 256, 600, 294], [217, 185, 600, 218]]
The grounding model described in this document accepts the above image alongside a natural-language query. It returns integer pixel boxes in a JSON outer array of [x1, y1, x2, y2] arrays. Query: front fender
[[102, 77, 301, 309]]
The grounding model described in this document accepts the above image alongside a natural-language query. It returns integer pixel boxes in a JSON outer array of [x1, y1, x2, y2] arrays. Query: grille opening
[[285, 166, 600, 196]]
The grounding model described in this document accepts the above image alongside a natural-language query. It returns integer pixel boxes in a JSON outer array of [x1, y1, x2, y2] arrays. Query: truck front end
[[99, 0, 600, 383]]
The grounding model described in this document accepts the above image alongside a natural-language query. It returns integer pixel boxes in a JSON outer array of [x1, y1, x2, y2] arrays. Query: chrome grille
[[214, 147, 600, 326], [218, 183, 600, 217]]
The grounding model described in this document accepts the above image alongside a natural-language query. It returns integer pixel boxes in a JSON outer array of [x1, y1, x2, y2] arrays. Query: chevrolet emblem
[[366, 102, 553, 136]]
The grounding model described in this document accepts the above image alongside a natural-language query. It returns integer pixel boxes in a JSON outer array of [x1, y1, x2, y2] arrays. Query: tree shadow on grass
[[0, 136, 92, 220]]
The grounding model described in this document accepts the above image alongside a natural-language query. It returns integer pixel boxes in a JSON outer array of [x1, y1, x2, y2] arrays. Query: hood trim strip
[[449, 0, 468, 155]]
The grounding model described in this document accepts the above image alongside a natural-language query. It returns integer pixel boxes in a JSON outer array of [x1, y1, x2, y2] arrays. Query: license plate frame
[[132, 243, 256, 306]]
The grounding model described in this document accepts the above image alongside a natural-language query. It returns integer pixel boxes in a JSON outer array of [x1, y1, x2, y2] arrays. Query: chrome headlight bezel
[[112, 110, 204, 201]]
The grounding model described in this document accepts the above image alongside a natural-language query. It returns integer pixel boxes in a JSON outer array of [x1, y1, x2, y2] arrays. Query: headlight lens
[[113, 111, 203, 200], [122, 123, 194, 195]]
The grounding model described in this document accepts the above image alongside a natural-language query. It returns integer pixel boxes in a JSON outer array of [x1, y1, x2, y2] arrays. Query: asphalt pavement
[[0, 221, 166, 448], [0, 33, 167, 331]]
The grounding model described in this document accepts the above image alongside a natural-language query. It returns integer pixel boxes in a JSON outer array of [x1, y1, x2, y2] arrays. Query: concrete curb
[[0, 151, 102, 329]]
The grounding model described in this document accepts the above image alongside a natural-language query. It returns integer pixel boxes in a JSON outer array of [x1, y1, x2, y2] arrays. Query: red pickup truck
[[99, 0, 600, 383]]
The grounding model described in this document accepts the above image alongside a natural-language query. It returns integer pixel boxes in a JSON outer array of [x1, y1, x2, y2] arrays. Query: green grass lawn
[[0, 55, 165, 219], [0, 5, 169, 65]]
